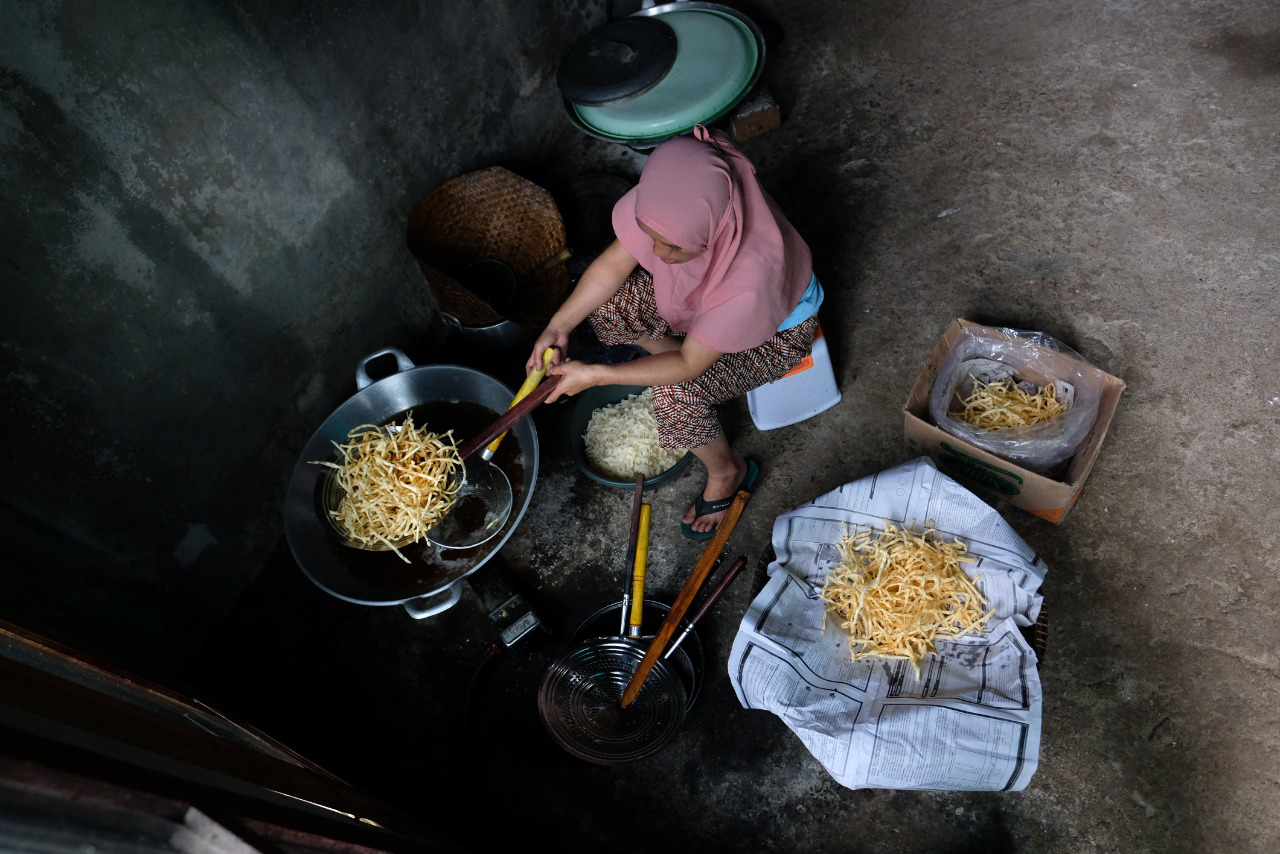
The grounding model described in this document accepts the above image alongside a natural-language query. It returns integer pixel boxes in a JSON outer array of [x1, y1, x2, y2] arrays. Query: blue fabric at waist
[[778, 274, 824, 331]]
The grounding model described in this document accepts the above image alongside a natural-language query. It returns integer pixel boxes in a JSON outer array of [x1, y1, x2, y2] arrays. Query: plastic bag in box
[[928, 325, 1107, 473]]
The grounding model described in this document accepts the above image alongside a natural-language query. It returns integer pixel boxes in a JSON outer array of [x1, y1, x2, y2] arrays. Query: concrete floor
[[185, 2, 1279, 852]]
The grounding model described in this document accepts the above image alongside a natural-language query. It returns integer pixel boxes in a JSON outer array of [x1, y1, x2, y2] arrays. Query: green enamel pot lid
[[572, 8, 759, 142]]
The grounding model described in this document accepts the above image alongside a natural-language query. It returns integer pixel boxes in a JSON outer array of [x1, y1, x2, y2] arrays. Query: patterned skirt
[[589, 267, 818, 449]]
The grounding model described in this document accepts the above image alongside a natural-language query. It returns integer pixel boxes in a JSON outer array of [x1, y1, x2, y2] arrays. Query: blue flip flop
[[681, 457, 761, 541]]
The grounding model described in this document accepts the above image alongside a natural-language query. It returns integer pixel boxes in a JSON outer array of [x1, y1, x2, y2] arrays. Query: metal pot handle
[[402, 583, 463, 620], [355, 347, 416, 390]]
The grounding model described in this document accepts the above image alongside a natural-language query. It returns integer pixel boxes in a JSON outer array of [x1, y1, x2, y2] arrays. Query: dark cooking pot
[[283, 347, 538, 619], [440, 312, 535, 353]]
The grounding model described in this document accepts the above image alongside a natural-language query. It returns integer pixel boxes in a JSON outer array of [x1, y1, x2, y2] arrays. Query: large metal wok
[[283, 347, 538, 619]]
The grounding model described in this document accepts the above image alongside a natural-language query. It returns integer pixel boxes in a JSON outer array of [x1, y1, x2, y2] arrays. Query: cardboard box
[[903, 319, 1126, 523]]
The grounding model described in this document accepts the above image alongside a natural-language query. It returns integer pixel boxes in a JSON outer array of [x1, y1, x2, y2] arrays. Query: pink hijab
[[611, 126, 813, 353]]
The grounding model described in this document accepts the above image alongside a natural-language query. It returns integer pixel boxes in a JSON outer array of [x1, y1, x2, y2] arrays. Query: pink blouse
[[611, 127, 813, 353]]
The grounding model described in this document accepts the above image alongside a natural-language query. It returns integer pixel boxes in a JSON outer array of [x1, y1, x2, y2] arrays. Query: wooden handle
[[457, 375, 561, 460], [628, 505, 651, 635], [484, 348, 555, 459], [665, 555, 748, 660], [684, 554, 748, 630], [620, 475, 645, 636], [619, 490, 752, 708]]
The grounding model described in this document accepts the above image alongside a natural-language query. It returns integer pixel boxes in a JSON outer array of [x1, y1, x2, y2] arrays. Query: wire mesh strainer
[[537, 638, 688, 765]]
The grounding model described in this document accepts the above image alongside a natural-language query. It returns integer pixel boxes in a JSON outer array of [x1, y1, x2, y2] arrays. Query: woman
[[526, 126, 823, 539]]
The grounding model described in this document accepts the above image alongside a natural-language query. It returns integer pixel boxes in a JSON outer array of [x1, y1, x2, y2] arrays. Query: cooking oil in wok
[[315, 398, 527, 591]]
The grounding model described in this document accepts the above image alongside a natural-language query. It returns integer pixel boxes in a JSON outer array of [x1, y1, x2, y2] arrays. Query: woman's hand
[[523, 240, 639, 376], [526, 328, 569, 375], [545, 359, 607, 403]]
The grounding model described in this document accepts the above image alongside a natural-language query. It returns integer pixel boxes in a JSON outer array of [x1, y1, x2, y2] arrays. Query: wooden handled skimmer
[[427, 349, 559, 549], [454, 362, 561, 460], [480, 348, 555, 461], [619, 489, 752, 708]]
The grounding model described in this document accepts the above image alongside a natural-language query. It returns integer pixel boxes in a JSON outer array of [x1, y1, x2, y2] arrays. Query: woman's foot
[[682, 454, 749, 535]]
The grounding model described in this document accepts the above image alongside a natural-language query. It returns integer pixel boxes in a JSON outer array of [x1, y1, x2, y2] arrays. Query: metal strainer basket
[[537, 639, 688, 765]]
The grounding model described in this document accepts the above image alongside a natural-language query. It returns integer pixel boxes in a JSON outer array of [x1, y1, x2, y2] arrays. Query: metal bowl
[[565, 384, 693, 488], [538, 639, 688, 765], [571, 599, 704, 709]]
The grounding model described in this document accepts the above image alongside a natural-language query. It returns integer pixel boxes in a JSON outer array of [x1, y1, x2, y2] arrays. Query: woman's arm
[[545, 336, 723, 403], [524, 239, 638, 374]]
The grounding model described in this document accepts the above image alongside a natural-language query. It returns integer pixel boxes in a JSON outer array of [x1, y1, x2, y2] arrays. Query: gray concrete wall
[[0, 0, 600, 675]]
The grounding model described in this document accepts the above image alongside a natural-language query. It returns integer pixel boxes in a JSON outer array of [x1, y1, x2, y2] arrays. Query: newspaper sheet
[[727, 456, 1044, 791]]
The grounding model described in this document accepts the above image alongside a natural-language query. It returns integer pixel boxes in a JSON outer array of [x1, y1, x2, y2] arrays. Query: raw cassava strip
[[584, 388, 686, 480], [820, 523, 992, 677], [312, 413, 462, 563]]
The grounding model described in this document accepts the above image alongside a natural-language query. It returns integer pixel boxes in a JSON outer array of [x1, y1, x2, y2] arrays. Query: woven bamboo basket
[[407, 166, 572, 328]]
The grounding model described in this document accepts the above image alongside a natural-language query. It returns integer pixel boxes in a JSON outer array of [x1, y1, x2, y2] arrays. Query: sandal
[[680, 458, 761, 541]]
